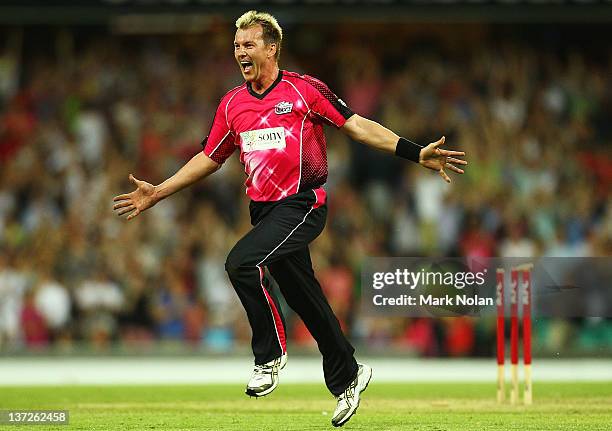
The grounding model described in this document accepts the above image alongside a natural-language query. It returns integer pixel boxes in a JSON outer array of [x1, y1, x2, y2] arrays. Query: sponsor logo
[[274, 101, 293, 115], [240, 127, 286, 152]]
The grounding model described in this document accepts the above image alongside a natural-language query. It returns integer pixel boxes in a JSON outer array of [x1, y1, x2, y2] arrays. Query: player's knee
[[224, 258, 238, 279], [225, 250, 247, 279]]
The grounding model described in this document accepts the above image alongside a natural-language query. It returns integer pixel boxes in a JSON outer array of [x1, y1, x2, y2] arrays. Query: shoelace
[[339, 378, 357, 403], [253, 364, 273, 375], [253, 358, 280, 376]]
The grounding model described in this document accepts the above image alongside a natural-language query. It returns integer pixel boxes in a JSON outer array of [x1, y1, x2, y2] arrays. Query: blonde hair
[[235, 10, 283, 60]]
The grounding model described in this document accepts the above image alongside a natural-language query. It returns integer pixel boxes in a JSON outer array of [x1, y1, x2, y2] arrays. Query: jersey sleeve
[[302, 75, 354, 128], [202, 95, 236, 164]]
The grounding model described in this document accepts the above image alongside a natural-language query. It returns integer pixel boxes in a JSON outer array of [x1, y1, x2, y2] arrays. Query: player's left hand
[[419, 136, 467, 183]]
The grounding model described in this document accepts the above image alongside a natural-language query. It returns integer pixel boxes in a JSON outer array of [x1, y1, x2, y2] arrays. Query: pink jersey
[[202, 70, 353, 202]]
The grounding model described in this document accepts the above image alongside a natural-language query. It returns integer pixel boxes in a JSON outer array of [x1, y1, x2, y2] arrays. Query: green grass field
[[1, 383, 611, 430]]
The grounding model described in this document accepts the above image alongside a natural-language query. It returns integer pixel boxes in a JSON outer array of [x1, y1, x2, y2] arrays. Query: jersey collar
[[246, 70, 283, 100]]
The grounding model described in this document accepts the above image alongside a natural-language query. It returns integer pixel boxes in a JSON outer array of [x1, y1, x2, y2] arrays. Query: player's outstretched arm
[[113, 152, 220, 221], [341, 114, 467, 183]]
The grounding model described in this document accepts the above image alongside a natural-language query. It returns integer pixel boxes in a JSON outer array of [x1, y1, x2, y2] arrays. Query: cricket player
[[113, 10, 467, 427]]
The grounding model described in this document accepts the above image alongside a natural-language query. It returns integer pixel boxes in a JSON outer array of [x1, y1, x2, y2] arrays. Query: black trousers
[[225, 189, 358, 396]]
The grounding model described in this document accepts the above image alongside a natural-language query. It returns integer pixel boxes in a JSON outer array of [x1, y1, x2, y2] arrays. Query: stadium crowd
[[0, 22, 610, 356]]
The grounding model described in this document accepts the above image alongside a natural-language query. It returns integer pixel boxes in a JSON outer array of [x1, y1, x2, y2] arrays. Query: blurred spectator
[[118, 275, 155, 347], [152, 264, 190, 340], [319, 255, 354, 328], [399, 318, 439, 357], [443, 317, 475, 357], [33, 267, 71, 335], [75, 267, 124, 349], [0, 252, 31, 349], [75, 105, 107, 171], [499, 220, 537, 257], [20, 288, 49, 348]]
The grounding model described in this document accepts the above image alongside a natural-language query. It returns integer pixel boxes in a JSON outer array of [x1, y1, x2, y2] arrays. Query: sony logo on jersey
[[241, 127, 286, 153], [274, 101, 293, 115]]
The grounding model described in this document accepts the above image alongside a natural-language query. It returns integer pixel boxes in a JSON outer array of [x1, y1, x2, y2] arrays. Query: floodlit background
[[0, 1, 610, 383]]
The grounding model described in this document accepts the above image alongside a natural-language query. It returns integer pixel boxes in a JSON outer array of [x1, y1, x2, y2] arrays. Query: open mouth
[[240, 61, 253, 73]]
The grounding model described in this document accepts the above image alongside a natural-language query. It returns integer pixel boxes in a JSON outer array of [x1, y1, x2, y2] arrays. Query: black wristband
[[395, 137, 422, 163]]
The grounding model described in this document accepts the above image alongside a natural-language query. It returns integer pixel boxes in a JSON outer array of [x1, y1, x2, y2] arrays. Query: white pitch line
[[0, 357, 611, 386]]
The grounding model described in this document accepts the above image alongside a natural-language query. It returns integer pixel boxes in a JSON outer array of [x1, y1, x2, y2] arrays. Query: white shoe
[[331, 363, 372, 427], [245, 353, 287, 397]]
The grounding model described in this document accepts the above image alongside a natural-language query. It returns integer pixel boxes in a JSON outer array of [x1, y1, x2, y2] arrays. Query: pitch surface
[[1, 383, 610, 430]]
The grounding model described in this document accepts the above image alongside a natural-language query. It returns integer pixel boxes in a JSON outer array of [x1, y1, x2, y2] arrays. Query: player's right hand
[[112, 174, 158, 221]]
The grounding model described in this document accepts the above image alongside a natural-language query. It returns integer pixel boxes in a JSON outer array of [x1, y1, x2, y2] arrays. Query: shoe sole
[[245, 384, 276, 397], [333, 365, 373, 427], [245, 355, 287, 398]]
